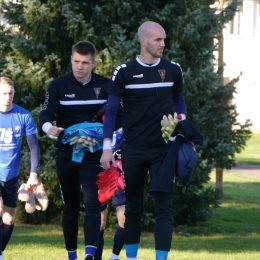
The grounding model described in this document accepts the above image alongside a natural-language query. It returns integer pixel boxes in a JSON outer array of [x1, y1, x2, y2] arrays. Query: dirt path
[[224, 163, 260, 178]]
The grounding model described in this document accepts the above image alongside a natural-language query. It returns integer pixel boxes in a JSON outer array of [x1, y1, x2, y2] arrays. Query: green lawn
[[4, 133, 260, 259], [6, 172, 260, 260], [235, 133, 260, 165]]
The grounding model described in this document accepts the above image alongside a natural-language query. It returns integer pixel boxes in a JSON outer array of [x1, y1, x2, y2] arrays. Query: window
[[229, 4, 242, 35], [253, 2, 260, 37]]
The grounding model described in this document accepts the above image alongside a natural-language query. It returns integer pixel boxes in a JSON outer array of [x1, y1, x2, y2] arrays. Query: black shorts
[[100, 187, 126, 211], [111, 187, 126, 207], [0, 176, 19, 208], [100, 202, 107, 212]]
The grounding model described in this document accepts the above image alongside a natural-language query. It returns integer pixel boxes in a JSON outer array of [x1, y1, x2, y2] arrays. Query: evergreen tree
[[0, 0, 251, 226]]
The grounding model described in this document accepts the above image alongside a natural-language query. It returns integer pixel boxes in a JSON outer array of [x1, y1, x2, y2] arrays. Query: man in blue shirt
[[0, 76, 40, 260]]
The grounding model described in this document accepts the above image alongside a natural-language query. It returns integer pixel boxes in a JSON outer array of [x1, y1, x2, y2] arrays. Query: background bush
[[0, 0, 251, 228]]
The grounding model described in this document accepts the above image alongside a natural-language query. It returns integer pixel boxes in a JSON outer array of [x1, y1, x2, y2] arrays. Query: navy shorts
[[100, 202, 107, 212], [100, 187, 126, 211], [111, 187, 126, 207], [0, 176, 19, 208]]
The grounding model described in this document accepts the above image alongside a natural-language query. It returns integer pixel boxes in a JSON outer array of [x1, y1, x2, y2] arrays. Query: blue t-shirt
[[0, 104, 37, 181]]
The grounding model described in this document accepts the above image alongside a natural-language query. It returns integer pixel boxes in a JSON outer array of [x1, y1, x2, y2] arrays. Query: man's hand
[[27, 172, 39, 189], [47, 126, 64, 140], [100, 149, 116, 170], [161, 112, 178, 142]]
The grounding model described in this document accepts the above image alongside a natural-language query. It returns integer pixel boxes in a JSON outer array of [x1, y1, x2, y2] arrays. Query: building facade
[[223, 0, 260, 132]]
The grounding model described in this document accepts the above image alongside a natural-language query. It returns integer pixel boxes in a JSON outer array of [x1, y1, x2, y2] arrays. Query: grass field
[[235, 133, 260, 165], [4, 134, 260, 259], [6, 171, 260, 260]]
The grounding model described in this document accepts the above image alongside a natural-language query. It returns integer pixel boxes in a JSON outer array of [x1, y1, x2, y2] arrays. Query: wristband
[[42, 122, 52, 134], [178, 114, 186, 121], [103, 140, 112, 150]]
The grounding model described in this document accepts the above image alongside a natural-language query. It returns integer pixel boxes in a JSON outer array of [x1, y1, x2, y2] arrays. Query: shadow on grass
[[12, 230, 260, 253], [10, 178, 260, 255]]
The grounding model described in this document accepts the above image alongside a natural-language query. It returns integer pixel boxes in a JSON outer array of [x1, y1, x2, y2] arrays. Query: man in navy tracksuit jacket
[[39, 41, 108, 260], [100, 21, 187, 260]]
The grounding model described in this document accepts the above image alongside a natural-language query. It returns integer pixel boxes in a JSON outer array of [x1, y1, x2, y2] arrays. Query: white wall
[[223, 0, 260, 133]]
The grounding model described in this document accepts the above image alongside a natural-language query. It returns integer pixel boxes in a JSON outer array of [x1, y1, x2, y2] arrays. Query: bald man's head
[[136, 21, 166, 61], [137, 21, 165, 41]]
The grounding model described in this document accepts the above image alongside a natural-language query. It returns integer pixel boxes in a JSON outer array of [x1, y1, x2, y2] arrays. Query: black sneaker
[[85, 256, 94, 260]]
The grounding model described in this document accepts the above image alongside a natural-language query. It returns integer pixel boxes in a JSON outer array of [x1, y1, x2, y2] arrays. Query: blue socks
[[68, 250, 77, 259], [156, 250, 168, 260], [125, 243, 139, 259], [85, 246, 96, 258]]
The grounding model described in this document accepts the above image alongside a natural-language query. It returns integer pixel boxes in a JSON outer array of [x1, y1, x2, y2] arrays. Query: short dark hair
[[72, 41, 96, 59]]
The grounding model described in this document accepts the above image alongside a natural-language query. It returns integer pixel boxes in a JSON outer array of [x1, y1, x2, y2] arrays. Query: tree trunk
[[215, 0, 224, 195], [216, 167, 223, 194]]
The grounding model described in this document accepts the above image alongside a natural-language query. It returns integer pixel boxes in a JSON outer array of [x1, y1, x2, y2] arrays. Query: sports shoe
[[85, 255, 94, 260], [97, 166, 119, 203]]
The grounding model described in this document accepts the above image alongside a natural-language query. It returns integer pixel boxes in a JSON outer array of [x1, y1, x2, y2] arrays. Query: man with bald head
[[137, 21, 166, 60], [100, 21, 187, 260]]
